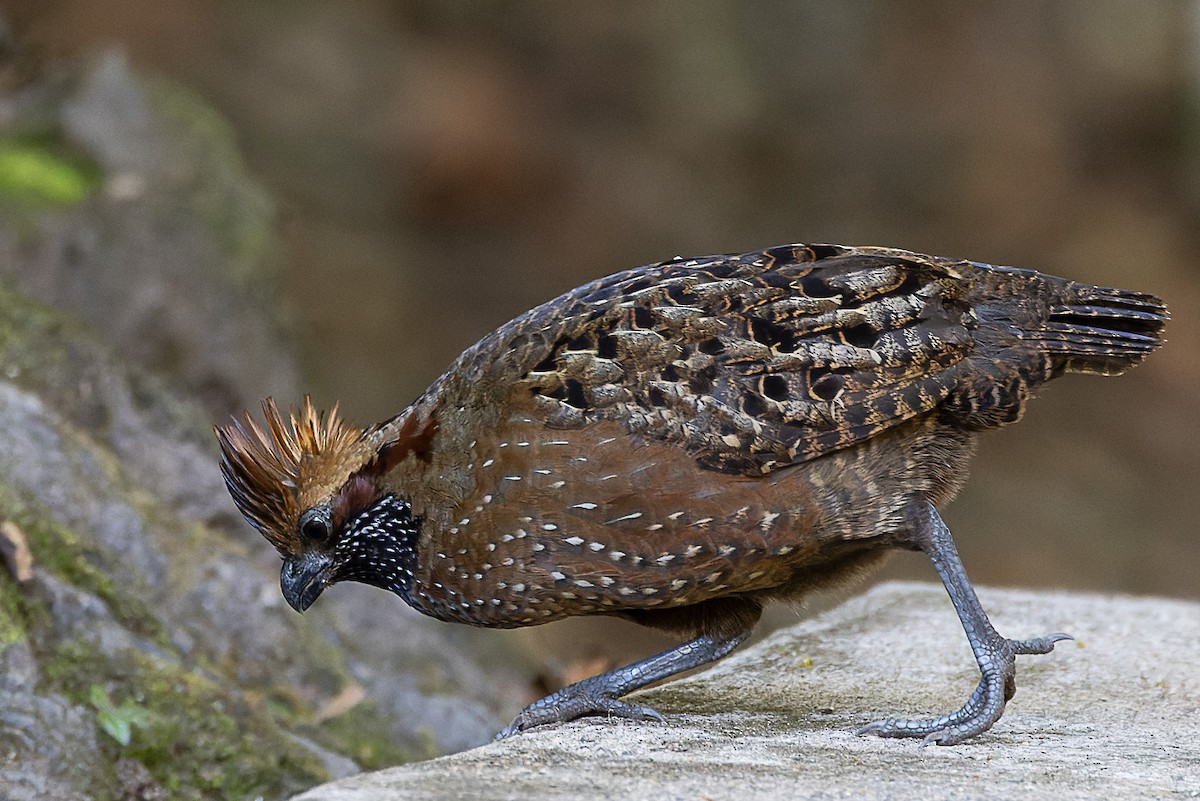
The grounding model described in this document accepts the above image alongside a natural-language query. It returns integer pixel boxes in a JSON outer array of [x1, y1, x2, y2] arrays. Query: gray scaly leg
[[859, 501, 1071, 746], [497, 629, 751, 738]]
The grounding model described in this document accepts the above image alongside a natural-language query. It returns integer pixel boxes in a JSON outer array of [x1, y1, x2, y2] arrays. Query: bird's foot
[[858, 632, 1071, 746], [496, 682, 664, 739], [495, 630, 751, 739]]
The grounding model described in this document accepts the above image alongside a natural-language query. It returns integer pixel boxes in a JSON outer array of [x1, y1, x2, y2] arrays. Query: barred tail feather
[[1030, 285, 1168, 376]]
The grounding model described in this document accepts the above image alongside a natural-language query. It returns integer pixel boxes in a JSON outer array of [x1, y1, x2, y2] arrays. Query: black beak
[[281, 551, 334, 613]]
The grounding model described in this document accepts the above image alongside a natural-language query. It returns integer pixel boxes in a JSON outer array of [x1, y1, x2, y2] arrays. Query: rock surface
[[0, 49, 298, 417], [0, 51, 527, 800], [0, 272, 522, 799], [295, 582, 1200, 801]]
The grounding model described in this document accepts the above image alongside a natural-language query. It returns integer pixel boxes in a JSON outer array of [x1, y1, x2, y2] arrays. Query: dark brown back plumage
[[429, 243, 1163, 474]]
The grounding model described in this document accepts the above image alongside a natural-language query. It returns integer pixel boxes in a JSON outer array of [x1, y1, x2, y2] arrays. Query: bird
[[216, 243, 1167, 746]]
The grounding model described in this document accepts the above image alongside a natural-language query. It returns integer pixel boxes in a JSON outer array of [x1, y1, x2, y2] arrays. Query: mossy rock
[[44, 640, 328, 801]]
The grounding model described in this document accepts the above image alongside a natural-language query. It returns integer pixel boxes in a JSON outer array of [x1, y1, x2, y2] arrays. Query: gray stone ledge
[[294, 581, 1200, 800]]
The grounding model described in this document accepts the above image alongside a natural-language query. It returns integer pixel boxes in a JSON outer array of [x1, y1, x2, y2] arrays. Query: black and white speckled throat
[[333, 494, 420, 602]]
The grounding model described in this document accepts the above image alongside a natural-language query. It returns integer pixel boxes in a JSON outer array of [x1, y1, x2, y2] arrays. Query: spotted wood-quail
[[217, 243, 1167, 745]]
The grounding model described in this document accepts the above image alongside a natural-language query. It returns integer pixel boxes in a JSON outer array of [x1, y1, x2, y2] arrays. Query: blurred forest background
[[2, 1, 1197, 699]]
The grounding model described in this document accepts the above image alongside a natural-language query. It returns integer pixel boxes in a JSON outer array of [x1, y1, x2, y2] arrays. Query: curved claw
[[497, 695, 665, 740], [1011, 633, 1073, 654], [856, 721, 960, 748], [496, 719, 524, 740]]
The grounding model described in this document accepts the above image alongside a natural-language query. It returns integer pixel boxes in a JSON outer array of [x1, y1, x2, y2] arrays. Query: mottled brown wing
[[465, 244, 977, 475]]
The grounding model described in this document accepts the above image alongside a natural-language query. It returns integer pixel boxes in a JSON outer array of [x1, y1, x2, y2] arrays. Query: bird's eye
[[298, 507, 333, 545]]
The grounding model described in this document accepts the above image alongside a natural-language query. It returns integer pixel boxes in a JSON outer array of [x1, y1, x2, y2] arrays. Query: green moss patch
[[0, 279, 97, 410], [0, 138, 98, 209], [46, 639, 329, 801], [0, 571, 31, 653], [0, 484, 161, 642]]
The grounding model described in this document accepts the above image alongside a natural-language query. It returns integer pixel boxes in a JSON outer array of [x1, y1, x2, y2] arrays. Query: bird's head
[[215, 398, 433, 613]]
